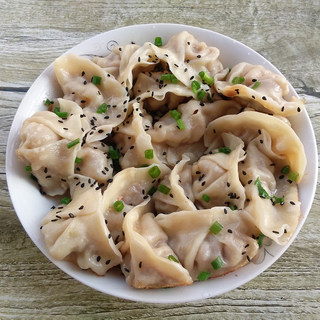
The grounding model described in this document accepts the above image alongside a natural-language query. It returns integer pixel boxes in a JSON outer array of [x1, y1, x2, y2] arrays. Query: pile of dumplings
[[16, 31, 306, 289]]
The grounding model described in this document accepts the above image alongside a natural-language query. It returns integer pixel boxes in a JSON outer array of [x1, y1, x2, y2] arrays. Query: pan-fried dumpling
[[16, 99, 88, 195], [41, 174, 122, 275], [214, 63, 304, 116], [120, 201, 193, 288], [155, 208, 260, 280]]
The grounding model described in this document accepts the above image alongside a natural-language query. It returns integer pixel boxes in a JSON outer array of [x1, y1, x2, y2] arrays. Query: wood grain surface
[[1, 1, 319, 319]]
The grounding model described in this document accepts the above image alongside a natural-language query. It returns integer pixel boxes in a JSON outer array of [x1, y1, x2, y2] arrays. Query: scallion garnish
[[113, 200, 124, 212], [148, 186, 157, 196], [140, 164, 149, 167], [198, 71, 214, 86], [97, 103, 109, 114], [209, 221, 223, 235], [45, 98, 52, 105], [25, 165, 32, 172], [91, 75, 102, 85], [272, 195, 285, 205], [229, 205, 238, 211], [67, 138, 80, 149], [251, 81, 261, 90], [53, 107, 68, 119], [232, 76, 245, 84], [211, 256, 224, 270], [154, 37, 162, 47], [197, 271, 211, 281], [169, 109, 182, 120], [218, 147, 231, 154], [144, 149, 154, 159], [75, 157, 83, 164], [281, 165, 290, 174], [161, 73, 178, 84], [61, 197, 72, 205], [109, 146, 119, 160], [176, 118, 185, 130], [148, 166, 161, 179], [197, 89, 206, 101], [158, 184, 171, 194], [254, 177, 271, 199], [168, 254, 179, 263], [257, 233, 265, 247], [191, 80, 201, 93], [288, 171, 299, 182], [202, 194, 210, 203]]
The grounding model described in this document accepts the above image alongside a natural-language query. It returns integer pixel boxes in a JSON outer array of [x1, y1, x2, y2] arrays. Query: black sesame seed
[[262, 96, 267, 100], [106, 259, 111, 265], [224, 208, 228, 214], [290, 201, 296, 205], [139, 261, 142, 268], [228, 229, 233, 233], [108, 233, 112, 239], [97, 256, 101, 262], [79, 205, 84, 210], [69, 213, 75, 218]]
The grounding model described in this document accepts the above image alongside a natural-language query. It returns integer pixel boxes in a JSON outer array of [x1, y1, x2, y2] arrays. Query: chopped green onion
[[140, 164, 149, 167], [113, 200, 124, 212], [158, 184, 171, 194], [148, 165, 161, 179], [210, 221, 223, 235], [229, 205, 238, 211], [91, 75, 102, 85], [53, 107, 68, 118], [168, 254, 179, 263], [251, 81, 261, 90], [154, 37, 162, 47], [148, 186, 157, 196], [97, 103, 108, 114], [198, 71, 214, 86], [61, 197, 72, 205], [211, 256, 224, 270], [25, 165, 32, 172], [272, 195, 285, 205], [232, 76, 245, 84], [30, 173, 37, 181], [281, 165, 290, 174], [176, 118, 185, 130], [206, 93, 213, 102], [288, 171, 299, 182], [257, 233, 265, 247], [254, 177, 271, 199], [197, 271, 211, 281], [202, 194, 210, 203], [169, 109, 182, 120], [67, 138, 80, 149], [109, 146, 119, 160], [197, 89, 206, 101], [218, 147, 231, 154], [45, 98, 52, 105], [191, 80, 201, 93], [161, 73, 178, 84], [75, 157, 83, 164], [144, 149, 154, 159]]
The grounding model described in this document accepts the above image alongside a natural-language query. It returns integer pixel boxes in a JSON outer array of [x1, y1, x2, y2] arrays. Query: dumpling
[[214, 62, 304, 116], [41, 174, 122, 275], [155, 208, 260, 280], [16, 99, 88, 195], [120, 201, 193, 288]]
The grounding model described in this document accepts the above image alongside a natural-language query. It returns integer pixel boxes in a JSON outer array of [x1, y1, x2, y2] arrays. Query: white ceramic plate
[[6, 23, 318, 303]]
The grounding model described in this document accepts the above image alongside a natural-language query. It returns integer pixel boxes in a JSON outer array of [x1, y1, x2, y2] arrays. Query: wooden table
[[1, 1, 319, 319]]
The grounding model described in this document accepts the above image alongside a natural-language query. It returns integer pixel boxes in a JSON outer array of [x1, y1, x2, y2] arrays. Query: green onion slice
[[154, 37, 162, 47], [148, 166, 161, 179], [91, 75, 102, 85], [254, 177, 271, 199], [211, 256, 224, 270], [257, 233, 265, 247], [281, 165, 290, 174], [176, 118, 185, 130], [198, 71, 214, 86], [147, 186, 157, 196], [113, 200, 124, 212], [75, 157, 83, 164], [169, 109, 182, 120], [25, 165, 32, 172], [168, 254, 179, 263], [251, 81, 261, 89], [53, 107, 68, 118], [109, 146, 119, 160], [97, 103, 108, 114], [161, 73, 178, 84], [197, 271, 211, 281], [288, 171, 299, 182], [67, 138, 80, 149], [229, 205, 238, 211], [158, 184, 171, 194], [191, 80, 201, 93], [232, 76, 245, 84], [61, 197, 72, 205], [218, 147, 231, 154], [45, 98, 52, 105], [202, 194, 210, 203], [197, 89, 206, 101], [209, 221, 223, 235], [272, 195, 285, 205], [144, 149, 154, 159]]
